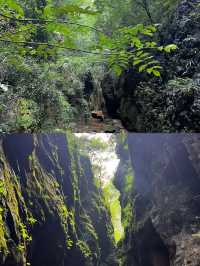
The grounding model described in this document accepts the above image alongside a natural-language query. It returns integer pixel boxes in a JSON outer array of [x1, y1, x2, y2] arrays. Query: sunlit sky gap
[[75, 133, 120, 185], [75, 133, 124, 243]]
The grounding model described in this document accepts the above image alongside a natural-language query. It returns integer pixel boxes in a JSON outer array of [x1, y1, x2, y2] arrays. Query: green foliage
[[167, 78, 195, 91], [15, 98, 39, 131], [163, 44, 178, 53], [0, 0, 24, 17], [27, 217, 37, 226], [0, 0, 177, 77], [95, 0, 178, 30], [103, 181, 124, 243], [93, 0, 178, 76], [90, 137, 109, 151], [0, 179, 5, 195], [66, 237, 73, 250], [0, 207, 3, 223], [122, 202, 133, 229], [43, 2, 97, 17], [76, 240, 92, 258], [19, 222, 32, 242], [0, 57, 77, 132], [16, 244, 25, 252], [0, 0, 179, 132], [17, 221, 33, 255], [124, 168, 134, 194], [0, 206, 8, 257], [68, 209, 76, 231], [61, 204, 68, 220], [104, 24, 177, 76], [0, 0, 97, 57]]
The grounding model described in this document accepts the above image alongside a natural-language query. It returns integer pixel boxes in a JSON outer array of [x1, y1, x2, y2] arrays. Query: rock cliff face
[[1, 133, 200, 266], [0, 134, 116, 266], [102, 0, 200, 132], [118, 134, 200, 266]]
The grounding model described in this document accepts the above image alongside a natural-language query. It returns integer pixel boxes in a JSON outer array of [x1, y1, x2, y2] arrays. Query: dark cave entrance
[[150, 248, 170, 266], [134, 219, 171, 266]]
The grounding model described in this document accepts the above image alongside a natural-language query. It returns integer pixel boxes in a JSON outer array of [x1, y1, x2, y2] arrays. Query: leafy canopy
[[0, 0, 177, 77]]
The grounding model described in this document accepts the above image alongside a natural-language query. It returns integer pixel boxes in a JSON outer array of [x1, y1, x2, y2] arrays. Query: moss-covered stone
[[0, 134, 117, 266]]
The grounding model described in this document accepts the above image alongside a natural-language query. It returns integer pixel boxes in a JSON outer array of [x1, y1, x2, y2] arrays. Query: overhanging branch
[[0, 38, 159, 56], [0, 12, 104, 34], [0, 39, 108, 55]]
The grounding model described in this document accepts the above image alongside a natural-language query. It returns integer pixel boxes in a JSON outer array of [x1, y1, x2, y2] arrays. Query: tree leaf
[[164, 44, 177, 53], [152, 69, 161, 76]]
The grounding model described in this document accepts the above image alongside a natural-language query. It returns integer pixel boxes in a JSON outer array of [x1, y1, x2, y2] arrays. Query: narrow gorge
[[1, 0, 200, 132], [0, 133, 200, 266]]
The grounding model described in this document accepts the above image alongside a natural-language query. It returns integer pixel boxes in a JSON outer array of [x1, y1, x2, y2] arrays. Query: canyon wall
[[117, 134, 200, 266], [0, 134, 117, 266]]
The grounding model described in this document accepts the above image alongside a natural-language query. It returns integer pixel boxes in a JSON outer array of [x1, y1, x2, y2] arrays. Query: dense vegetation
[[0, 0, 179, 132]]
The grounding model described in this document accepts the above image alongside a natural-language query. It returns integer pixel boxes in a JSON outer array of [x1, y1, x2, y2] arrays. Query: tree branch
[[0, 39, 109, 55], [0, 12, 104, 34], [0, 38, 160, 58]]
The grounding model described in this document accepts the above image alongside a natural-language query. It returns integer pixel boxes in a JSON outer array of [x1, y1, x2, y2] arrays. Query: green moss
[[27, 150, 69, 232], [103, 181, 124, 243], [80, 213, 98, 241], [0, 134, 119, 265], [0, 152, 32, 263], [76, 240, 92, 258], [0, 178, 7, 255], [27, 217, 37, 226], [0, 207, 8, 257], [0, 179, 5, 195], [19, 223, 32, 242], [124, 166, 134, 194], [68, 209, 76, 232], [122, 202, 134, 230], [0, 143, 71, 264], [66, 237, 73, 250]]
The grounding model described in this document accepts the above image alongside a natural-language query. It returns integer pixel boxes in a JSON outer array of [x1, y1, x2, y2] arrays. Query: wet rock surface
[[117, 134, 200, 266], [0, 134, 117, 266]]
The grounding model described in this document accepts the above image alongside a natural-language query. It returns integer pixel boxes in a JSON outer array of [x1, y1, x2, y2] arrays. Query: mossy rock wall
[[0, 134, 116, 266]]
